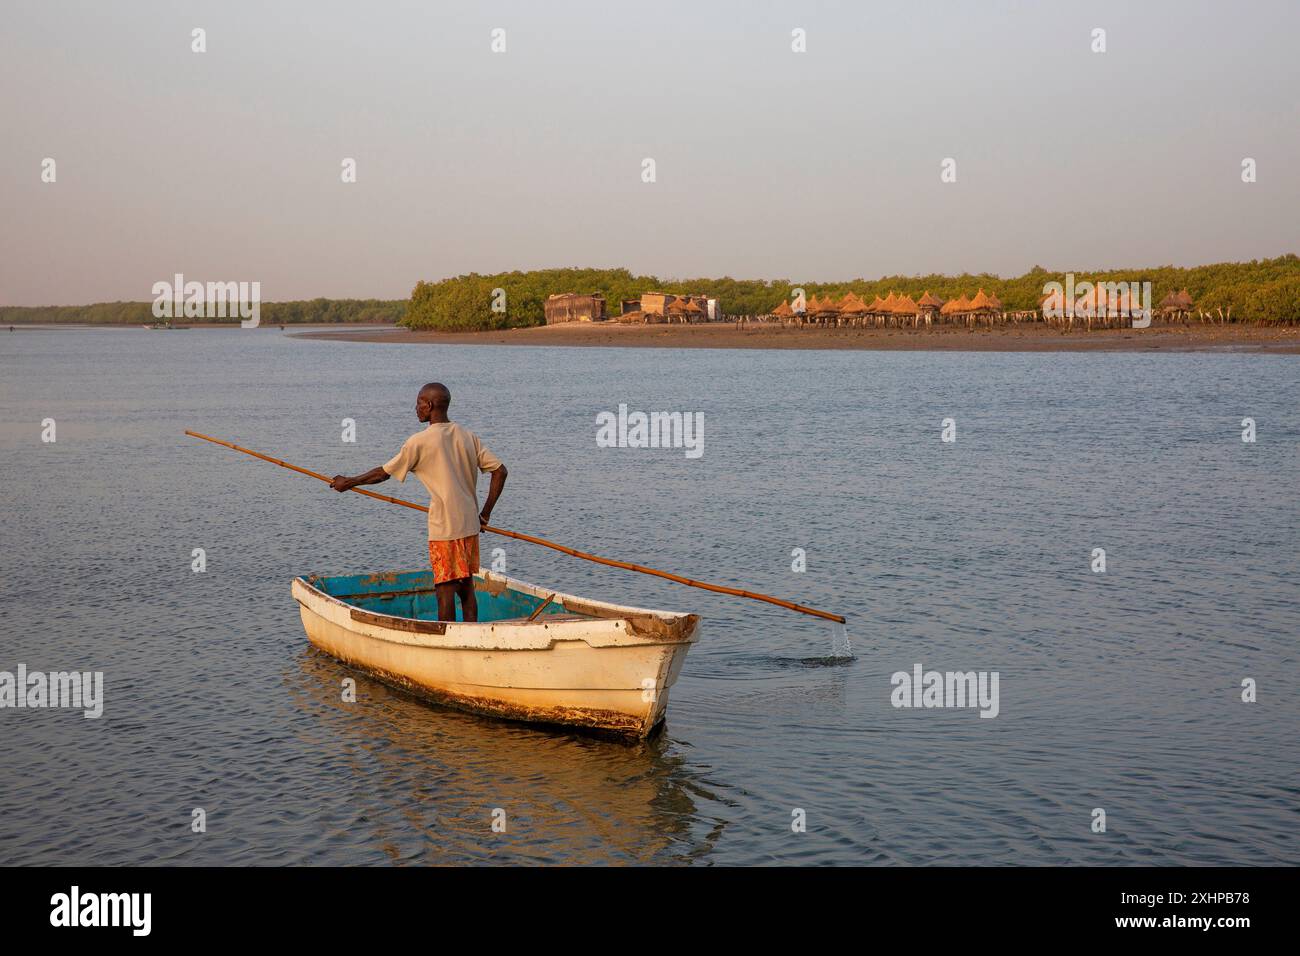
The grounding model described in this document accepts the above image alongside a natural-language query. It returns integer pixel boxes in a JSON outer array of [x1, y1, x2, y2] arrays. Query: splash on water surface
[[829, 620, 854, 659]]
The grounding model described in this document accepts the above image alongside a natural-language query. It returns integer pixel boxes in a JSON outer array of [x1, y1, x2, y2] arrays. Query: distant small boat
[[142, 322, 188, 330], [292, 569, 699, 738]]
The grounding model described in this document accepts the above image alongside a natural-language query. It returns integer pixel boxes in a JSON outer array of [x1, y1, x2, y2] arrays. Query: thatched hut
[[877, 292, 900, 327], [1067, 286, 1132, 328], [967, 289, 996, 326], [979, 289, 1023, 324], [863, 295, 885, 326], [838, 292, 868, 327], [1071, 287, 1098, 319], [894, 293, 920, 327], [1111, 288, 1139, 324], [941, 294, 972, 323], [639, 291, 715, 321], [812, 295, 840, 326], [1158, 288, 1195, 322], [1039, 289, 1070, 326], [772, 299, 795, 324], [917, 291, 945, 326]]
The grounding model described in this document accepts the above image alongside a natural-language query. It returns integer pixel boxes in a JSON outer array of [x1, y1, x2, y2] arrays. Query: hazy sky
[[2, 0, 1297, 305]]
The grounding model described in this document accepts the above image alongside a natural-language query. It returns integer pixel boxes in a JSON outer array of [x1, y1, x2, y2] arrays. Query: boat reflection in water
[[286, 647, 733, 865]]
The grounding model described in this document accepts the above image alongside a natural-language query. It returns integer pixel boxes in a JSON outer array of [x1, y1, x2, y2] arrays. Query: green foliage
[[0, 299, 406, 326], [407, 276, 514, 332], [1242, 276, 1300, 325], [402, 268, 796, 329], [402, 255, 1300, 329], [6, 256, 1297, 328]]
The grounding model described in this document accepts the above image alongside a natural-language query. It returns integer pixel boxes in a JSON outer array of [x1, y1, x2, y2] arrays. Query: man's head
[[416, 382, 451, 422]]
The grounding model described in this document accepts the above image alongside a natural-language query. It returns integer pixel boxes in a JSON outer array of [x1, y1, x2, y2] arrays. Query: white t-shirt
[[383, 422, 503, 540]]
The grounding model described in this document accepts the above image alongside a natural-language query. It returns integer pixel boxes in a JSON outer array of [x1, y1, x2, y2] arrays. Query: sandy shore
[[296, 321, 1300, 354]]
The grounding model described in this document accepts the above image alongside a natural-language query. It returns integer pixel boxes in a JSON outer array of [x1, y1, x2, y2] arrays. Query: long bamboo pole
[[185, 430, 846, 623]]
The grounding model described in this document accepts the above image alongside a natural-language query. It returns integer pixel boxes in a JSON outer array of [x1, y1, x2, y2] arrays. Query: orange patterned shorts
[[428, 534, 480, 585]]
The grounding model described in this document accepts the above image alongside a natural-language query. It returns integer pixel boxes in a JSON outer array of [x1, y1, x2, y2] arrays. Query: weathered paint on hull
[[292, 572, 697, 739]]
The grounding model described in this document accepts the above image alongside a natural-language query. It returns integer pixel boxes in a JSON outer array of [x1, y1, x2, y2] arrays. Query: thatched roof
[[838, 292, 868, 314], [684, 298, 705, 313], [1072, 288, 1097, 311], [1177, 289, 1194, 308], [867, 295, 886, 312], [772, 300, 794, 318], [667, 298, 690, 312], [942, 295, 972, 315], [1075, 287, 1127, 313], [969, 289, 993, 311], [812, 295, 838, 314], [917, 291, 945, 308], [1073, 287, 1133, 314], [894, 294, 919, 314], [986, 292, 1002, 310], [881, 291, 900, 313]]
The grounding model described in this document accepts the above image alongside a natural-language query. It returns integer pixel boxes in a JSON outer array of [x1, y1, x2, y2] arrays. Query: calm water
[[1, 328, 1297, 866]]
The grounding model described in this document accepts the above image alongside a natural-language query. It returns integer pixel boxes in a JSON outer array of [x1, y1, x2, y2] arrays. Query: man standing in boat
[[329, 382, 507, 623]]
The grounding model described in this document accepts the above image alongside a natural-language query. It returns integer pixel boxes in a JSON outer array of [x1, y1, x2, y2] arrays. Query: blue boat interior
[[300, 569, 586, 623]]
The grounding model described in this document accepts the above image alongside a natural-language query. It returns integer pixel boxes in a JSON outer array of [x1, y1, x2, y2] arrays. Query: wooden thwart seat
[[492, 613, 599, 625]]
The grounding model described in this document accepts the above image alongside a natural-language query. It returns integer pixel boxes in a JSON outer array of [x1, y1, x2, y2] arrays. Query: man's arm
[[479, 464, 507, 528], [330, 465, 391, 492]]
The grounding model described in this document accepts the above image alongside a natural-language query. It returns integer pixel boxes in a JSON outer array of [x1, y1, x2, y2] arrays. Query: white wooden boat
[[292, 568, 699, 739]]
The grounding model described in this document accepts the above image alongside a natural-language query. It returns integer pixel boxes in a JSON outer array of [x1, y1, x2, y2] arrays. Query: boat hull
[[292, 570, 698, 739]]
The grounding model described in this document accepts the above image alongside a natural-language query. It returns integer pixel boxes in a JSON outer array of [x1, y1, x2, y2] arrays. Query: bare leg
[[456, 577, 478, 622], [435, 581, 459, 621]]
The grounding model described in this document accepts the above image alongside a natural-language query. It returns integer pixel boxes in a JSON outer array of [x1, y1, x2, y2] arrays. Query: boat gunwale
[[292, 568, 699, 644]]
